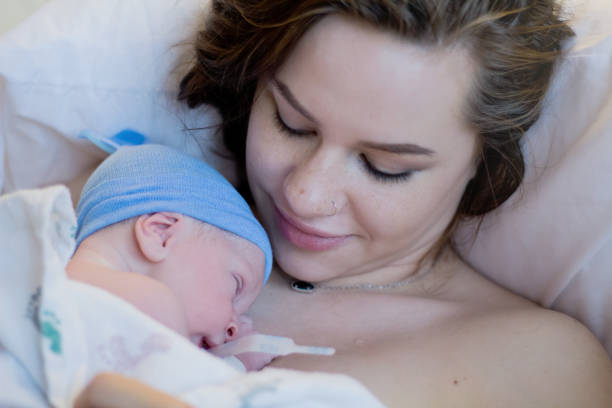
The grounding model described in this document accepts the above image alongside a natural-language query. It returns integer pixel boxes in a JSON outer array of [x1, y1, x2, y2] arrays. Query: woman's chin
[[273, 251, 338, 283]]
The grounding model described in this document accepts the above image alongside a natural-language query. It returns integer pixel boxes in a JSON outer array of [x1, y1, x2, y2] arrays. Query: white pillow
[[0, 0, 234, 193], [1, 0, 610, 354]]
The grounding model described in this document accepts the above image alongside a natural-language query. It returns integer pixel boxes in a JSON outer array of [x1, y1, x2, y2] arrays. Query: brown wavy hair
[[178, 0, 573, 250]]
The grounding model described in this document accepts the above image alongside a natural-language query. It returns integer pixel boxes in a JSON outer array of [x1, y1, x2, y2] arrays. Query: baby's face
[[150, 221, 266, 349]]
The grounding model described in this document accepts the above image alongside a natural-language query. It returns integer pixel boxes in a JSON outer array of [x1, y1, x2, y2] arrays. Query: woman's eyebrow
[[271, 77, 318, 124], [271, 77, 434, 156], [361, 141, 435, 156]]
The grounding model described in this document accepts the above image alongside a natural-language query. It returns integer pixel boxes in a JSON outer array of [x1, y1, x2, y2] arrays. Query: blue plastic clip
[[79, 128, 148, 153]]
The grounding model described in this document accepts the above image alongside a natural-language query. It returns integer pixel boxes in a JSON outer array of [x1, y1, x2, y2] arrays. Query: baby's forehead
[[192, 219, 266, 272]]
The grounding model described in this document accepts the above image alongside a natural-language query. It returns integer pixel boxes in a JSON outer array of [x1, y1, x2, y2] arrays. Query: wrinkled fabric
[[0, 186, 383, 408]]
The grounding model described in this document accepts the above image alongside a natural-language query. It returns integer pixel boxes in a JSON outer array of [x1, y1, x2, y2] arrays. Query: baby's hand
[[233, 316, 275, 371], [235, 349, 275, 371]]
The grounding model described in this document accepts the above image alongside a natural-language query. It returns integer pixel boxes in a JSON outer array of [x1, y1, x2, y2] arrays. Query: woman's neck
[[280, 246, 453, 296]]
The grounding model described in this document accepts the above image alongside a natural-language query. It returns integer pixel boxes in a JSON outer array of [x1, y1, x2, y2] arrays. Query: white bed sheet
[[0, 0, 49, 34]]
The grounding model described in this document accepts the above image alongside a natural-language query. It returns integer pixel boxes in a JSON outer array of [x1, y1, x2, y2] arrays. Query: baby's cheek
[[238, 315, 254, 335]]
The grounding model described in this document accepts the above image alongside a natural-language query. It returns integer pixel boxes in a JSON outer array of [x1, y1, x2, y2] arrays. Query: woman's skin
[[243, 15, 612, 407], [74, 14, 612, 408]]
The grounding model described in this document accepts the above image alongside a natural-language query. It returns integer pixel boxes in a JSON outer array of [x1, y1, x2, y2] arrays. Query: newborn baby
[[65, 144, 273, 371]]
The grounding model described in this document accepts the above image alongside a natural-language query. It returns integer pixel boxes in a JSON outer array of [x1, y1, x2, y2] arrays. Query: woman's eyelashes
[[274, 110, 314, 137], [274, 109, 415, 183], [360, 154, 414, 183]]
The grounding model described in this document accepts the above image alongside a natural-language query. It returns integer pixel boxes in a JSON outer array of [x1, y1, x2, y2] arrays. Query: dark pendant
[[290, 280, 316, 293]]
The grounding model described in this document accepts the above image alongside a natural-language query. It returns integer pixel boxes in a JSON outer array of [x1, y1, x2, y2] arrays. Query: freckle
[[453, 379, 459, 385], [299, 189, 305, 195]]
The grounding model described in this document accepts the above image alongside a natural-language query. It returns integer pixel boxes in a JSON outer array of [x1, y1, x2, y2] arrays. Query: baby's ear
[[134, 212, 184, 263]]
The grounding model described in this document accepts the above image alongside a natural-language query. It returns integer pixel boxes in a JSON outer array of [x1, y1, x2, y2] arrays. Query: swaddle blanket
[[0, 185, 384, 408]]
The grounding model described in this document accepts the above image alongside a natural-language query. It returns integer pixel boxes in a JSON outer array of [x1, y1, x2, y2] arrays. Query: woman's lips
[[274, 206, 348, 251]]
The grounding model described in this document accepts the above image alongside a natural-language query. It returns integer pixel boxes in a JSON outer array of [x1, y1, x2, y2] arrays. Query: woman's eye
[[360, 154, 414, 183], [274, 110, 315, 137], [274, 108, 412, 183]]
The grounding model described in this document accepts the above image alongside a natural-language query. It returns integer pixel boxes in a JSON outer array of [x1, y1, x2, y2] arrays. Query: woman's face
[[246, 15, 479, 284]]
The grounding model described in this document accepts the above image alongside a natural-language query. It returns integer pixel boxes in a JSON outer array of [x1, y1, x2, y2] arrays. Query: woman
[[77, 0, 612, 406]]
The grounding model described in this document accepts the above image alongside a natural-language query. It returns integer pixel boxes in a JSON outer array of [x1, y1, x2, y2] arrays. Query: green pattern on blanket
[[41, 321, 61, 354], [41, 310, 62, 355]]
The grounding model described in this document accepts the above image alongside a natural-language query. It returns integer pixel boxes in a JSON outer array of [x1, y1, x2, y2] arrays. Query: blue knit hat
[[75, 144, 273, 283]]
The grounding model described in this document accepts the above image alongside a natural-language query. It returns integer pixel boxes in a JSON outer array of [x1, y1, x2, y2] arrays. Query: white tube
[[209, 334, 335, 358]]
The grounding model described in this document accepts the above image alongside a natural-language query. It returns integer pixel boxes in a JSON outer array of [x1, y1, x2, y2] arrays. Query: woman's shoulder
[[381, 252, 612, 406], [359, 304, 612, 407], [464, 304, 608, 361], [446, 254, 612, 401], [324, 303, 612, 407], [443, 306, 612, 406]]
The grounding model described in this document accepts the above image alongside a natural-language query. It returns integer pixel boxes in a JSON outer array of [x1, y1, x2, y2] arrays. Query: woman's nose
[[283, 151, 341, 218]]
